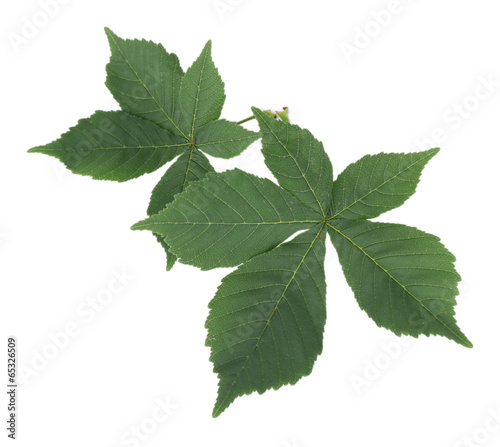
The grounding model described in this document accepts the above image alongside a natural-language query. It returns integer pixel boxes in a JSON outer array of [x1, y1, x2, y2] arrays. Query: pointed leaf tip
[[131, 222, 144, 231], [250, 106, 261, 116], [179, 39, 225, 135], [462, 338, 473, 349], [104, 27, 118, 39], [426, 147, 440, 157]]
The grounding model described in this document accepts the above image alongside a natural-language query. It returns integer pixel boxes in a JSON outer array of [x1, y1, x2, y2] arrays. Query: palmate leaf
[[134, 108, 471, 416], [134, 110, 330, 415], [29, 28, 258, 270], [28, 28, 472, 417]]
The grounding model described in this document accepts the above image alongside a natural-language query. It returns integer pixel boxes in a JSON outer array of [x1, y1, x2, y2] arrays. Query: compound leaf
[[105, 28, 186, 138], [206, 226, 327, 417], [194, 119, 259, 158], [132, 169, 322, 269], [147, 148, 214, 270], [252, 107, 333, 216], [28, 111, 188, 182], [103, 31, 256, 267], [179, 40, 225, 137], [328, 219, 471, 348], [28, 28, 473, 419], [331, 149, 439, 220]]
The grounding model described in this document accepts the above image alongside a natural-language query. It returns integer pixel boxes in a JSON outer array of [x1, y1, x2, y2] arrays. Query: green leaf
[[331, 149, 439, 220], [206, 226, 327, 417], [132, 169, 322, 269], [179, 40, 226, 137], [327, 219, 471, 348], [28, 111, 188, 182], [154, 234, 177, 272], [252, 107, 333, 216], [194, 119, 259, 158], [105, 28, 186, 138], [147, 148, 214, 215], [147, 148, 214, 270]]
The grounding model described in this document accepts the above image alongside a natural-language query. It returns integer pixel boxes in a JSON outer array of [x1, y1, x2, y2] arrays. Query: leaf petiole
[[236, 116, 255, 125]]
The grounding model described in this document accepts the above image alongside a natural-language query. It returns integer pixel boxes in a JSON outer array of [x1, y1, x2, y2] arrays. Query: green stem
[[236, 116, 256, 125]]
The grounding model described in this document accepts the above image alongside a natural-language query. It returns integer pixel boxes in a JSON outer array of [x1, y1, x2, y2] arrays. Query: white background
[[1, 1, 499, 446]]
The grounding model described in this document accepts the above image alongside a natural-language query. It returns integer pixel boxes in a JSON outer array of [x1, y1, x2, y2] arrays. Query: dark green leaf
[[252, 107, 333, 216], [132, 169, 322, 269], [27, 29, 472, 419], [206, 227, 327, 417], [28, 111, 188, 182], [331, 149, 439, 220], [147, 148, 214, 270], [194, 119, 259, 158], [179, 41, 226, 137], [328, 219, 471, 347], [154, 234, 177, 272], [105, 28, 186, 138], [147, 148, 214, 215]]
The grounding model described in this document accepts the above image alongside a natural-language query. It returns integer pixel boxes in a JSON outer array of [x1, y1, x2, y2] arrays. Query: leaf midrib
[[189, 43, 210, 138], [32, 143, 192, 152], [134, 219, 322, 230], [181, 146, 195, 191], [195, 136, 255, 146]]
